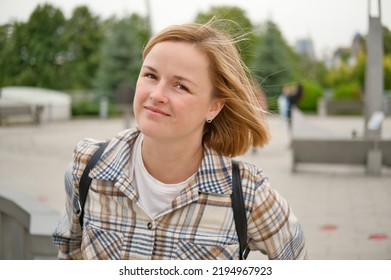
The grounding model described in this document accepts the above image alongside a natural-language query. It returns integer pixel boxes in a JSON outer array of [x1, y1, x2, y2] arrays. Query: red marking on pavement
[[37, 196, 48, 202], [320, 224, 337, 232], [369, 234, 388, 241]]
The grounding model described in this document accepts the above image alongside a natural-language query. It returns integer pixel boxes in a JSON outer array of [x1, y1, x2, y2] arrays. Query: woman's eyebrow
[[173, 75, 198, 88], [143, 64, 198, 88], [142, 65, 157, 72]]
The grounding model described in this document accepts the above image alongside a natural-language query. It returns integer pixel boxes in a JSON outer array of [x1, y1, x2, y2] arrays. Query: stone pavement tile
[[247, 250, 268, 260], [357, 239, 391, 259]]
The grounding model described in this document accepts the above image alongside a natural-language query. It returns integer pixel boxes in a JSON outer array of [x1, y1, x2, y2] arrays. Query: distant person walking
[[278, 85, 291, 120], [287, 82, 304, 125]]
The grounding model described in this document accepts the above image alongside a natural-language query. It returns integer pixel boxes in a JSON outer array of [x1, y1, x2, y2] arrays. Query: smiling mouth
[[145, 106, 171, 116]]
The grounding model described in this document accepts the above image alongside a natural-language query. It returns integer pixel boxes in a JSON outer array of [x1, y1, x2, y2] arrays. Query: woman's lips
[[144, 106, 170, 116]]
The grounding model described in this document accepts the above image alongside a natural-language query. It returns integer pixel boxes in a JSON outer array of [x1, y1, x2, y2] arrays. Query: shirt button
[[147, 222, 153, 230]]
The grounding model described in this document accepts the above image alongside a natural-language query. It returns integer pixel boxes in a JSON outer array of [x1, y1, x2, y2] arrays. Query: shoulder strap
[[231, 160, 250, 260], [75, 141, 109, 228]]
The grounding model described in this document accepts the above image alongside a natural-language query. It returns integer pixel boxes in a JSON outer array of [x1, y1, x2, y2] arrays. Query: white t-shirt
[[131, 134, 196, 218]]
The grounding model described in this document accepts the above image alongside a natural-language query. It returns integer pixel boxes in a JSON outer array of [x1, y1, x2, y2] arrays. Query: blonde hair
[[142, 22, 270, 157]]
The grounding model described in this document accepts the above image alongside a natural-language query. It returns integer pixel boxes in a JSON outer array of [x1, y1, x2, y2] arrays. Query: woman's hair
[[142, 22, 270, 157]]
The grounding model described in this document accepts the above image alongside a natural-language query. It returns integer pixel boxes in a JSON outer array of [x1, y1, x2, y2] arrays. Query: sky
[[1, 0, 390, 59]]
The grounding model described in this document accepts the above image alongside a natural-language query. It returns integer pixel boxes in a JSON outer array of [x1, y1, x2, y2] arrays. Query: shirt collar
[[89, 128, 140, 181], [89, 128, 233, 196], [195, 146, 232, 195]]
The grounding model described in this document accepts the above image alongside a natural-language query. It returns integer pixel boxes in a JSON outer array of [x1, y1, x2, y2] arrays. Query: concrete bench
[[317, 97, 391, 116], [317, 99, 363, 115], [292, 138, 391, 171], [0, 189, 60, 259], [0, 104, 43, 125], [291, 109, 391, 174]]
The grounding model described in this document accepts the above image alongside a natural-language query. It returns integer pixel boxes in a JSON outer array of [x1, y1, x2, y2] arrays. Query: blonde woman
[[53, 22, 307, 260]]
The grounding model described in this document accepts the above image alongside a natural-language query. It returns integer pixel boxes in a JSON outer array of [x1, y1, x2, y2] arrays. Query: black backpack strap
[[75, 141, 109, 228], [231, 160, 250, 260]]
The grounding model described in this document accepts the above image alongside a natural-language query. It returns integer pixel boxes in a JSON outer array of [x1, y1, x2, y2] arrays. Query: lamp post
[[365, 0, 384, 175], [364, 0, 383, 139]]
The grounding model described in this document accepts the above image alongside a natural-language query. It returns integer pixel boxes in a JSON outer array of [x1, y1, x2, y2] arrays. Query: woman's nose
[[150, 81, 168, 103]]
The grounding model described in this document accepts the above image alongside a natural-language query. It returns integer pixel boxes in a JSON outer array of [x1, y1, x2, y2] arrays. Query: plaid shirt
[[53, 128, 307, 260]]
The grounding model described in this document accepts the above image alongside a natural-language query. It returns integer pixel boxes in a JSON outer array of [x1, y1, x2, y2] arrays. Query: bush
[[332, 82, 362, 101], [298, 80, 324, 112], [72, 100, 119, 117], [72, 100, 100, 116]]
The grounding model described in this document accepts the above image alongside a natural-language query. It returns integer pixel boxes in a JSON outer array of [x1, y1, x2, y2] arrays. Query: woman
[[53, 22, 307, 260]]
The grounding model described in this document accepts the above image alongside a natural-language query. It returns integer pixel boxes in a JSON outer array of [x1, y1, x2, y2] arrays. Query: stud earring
[[206, 119, 212, 123]]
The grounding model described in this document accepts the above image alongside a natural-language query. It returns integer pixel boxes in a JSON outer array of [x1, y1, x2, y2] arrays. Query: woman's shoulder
[[74, 138, 106, 154], [73, 127, 140, 155], [234, 159, 269, 195], [71, 138, 108, 178], [71, 127, 140, 176]]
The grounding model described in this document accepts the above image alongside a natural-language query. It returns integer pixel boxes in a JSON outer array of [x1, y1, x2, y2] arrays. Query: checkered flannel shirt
[[52, 128, 307, 260]]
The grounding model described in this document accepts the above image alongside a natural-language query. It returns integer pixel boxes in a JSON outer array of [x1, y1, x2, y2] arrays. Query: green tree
[[251, 21, 299, 109], [0, 23, 22, 86], [350, 51, 366, 89], [93, 14, 149, 101], [61, 6, 104, 89], [384, 55, 391, 90], [326, 60, 353, 88], [16, 4, 67, 89], [194, 6, 256, 66], [383, 26, 391, 55]]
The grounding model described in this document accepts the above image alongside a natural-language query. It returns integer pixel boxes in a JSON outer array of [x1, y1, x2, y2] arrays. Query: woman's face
[[134, 41, 223, 143]]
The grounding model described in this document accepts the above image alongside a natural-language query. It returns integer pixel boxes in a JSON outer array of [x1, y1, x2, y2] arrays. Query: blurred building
[[349, 32, 365, 64], [0, 86, 71, 123], [331, 32, 365, 68], [295, 38, 315, 59], [332, 47, 351, 68]]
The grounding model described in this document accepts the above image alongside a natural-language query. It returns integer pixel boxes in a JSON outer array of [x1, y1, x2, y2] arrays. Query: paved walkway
[[0, 115, 390, 260]]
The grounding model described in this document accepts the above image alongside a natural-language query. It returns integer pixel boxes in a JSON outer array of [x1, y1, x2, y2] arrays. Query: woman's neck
[[141, 136, 204, 184]]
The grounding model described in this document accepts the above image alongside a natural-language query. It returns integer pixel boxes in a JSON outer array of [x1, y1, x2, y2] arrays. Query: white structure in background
[[295, 38, 315, 59], [0, 86, 71, 122]]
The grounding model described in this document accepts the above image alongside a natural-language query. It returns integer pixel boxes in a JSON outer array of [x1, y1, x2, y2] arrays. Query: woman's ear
[[208, 99, 225, 120]]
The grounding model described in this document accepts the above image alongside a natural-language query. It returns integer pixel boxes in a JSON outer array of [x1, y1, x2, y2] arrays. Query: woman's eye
[[176, 84, 189, 92], [144, 73, 156, 79]]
